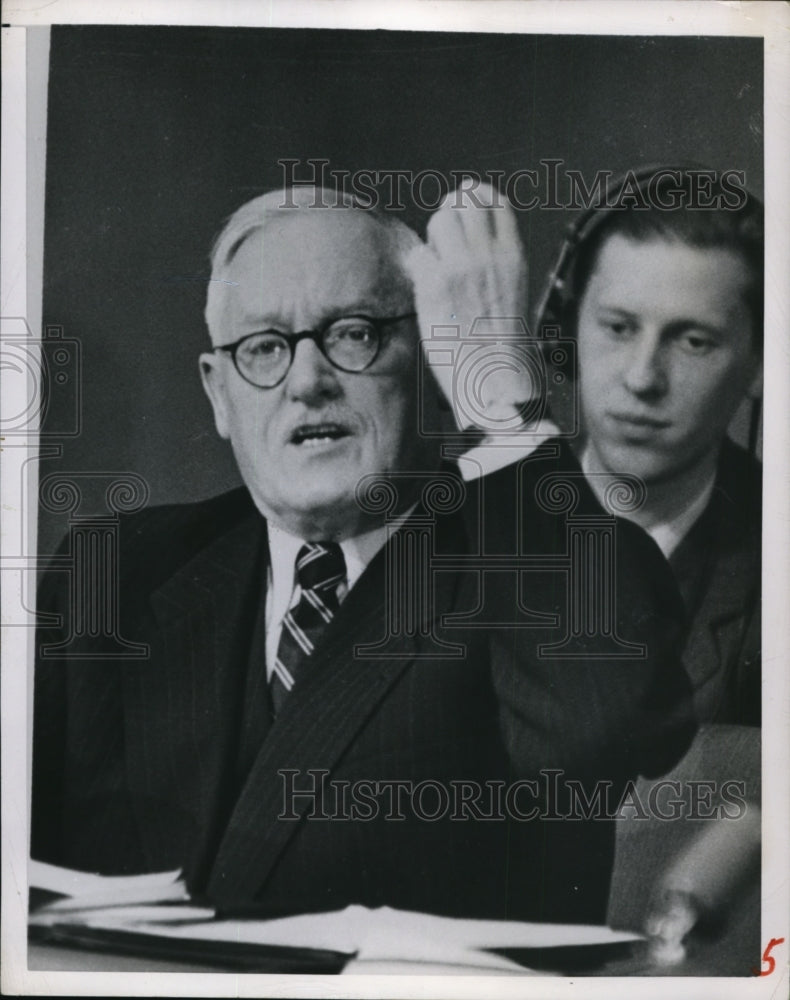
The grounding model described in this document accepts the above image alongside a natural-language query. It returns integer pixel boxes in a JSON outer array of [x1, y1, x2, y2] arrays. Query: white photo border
[[2, 2, 788, 997]]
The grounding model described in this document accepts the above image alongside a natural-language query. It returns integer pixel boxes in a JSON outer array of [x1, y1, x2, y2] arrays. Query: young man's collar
[[580, 445, 716, 559]]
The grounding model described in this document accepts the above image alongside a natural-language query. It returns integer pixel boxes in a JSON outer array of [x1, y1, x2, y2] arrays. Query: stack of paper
[[29, 860, 190, 916], [29, 862, 642, 974]]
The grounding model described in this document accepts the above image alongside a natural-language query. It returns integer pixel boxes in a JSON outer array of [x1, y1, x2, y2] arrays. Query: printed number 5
[[751, 937, 785, 977]]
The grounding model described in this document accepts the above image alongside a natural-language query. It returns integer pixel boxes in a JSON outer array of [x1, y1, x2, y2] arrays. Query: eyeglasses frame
[[212, 312, 417, 388]]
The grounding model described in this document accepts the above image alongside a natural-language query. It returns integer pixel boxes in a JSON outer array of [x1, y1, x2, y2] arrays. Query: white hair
[[204, 186, 420, 340]]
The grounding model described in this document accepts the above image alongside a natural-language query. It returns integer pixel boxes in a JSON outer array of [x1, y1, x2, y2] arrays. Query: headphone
[[532, 164, 763, 456]]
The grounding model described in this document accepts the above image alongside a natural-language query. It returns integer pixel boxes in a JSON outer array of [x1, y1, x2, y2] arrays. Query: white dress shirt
[[581, 448, 715, 559], [638, 480, 715, 560]]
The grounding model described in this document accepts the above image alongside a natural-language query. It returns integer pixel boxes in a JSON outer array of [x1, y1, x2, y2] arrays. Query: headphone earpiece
[[532, 162, 763, 457], [534, 164, 699, 343]]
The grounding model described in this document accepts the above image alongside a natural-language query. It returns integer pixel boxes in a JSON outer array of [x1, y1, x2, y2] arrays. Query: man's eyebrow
[[593, 304, 639, 318], [594, 304, 727, 337], [664, 319, 726, 337]]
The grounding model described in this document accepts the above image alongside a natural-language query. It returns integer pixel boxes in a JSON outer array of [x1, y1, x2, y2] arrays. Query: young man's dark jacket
[[667, 439, 761, 725]]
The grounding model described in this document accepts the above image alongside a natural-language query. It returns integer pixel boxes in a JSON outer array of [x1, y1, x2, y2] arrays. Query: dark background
[[39, 26, 763, 554]]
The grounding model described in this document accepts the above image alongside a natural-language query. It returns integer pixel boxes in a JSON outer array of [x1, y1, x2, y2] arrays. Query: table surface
[[27, 939, 752, 977], [29, 941, 224, 974]]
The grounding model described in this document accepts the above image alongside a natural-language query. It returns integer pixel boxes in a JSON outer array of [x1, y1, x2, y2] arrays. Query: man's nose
[[284, 338, 341, 403], [622, 332, 668, 397]]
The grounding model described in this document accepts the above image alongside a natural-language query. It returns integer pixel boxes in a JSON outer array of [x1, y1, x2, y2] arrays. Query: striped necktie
[[270, 542, 346, 714]]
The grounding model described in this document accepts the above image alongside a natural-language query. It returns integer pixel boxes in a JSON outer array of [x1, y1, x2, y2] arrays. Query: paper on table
[[342, 958, 540, 975], [29, 863, 642, 972], [30, 859, 184, 897], [29, 859, 189, 916], [30, 902, 212, 928], [61, 904, 642, 968]]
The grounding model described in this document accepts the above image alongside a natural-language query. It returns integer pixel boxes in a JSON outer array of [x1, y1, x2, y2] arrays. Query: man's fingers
[[448, 182, 500, 244], [404, 241, 453, 308], [402, 241, 433, 287], [424, 201, 471, 264], [425, 184, 524, 275], [492, 195, 524, 251], [424, 184, 503, 261], [403, 242, 462, 332]]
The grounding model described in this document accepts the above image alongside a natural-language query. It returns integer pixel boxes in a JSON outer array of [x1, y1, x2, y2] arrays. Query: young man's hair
[[569, 171, 764, 355]]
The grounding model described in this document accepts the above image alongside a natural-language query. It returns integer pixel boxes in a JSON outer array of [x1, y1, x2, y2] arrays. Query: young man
[[412, 170, 763, 726], [408, 172, 761, 966], [568, 174, 762, 725]]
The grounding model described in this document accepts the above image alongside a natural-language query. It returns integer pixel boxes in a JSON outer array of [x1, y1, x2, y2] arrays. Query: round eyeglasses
[[213, 313, 417, 389]]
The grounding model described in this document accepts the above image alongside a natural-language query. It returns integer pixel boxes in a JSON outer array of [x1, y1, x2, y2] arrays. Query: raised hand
[[404, 183, 532, 431]]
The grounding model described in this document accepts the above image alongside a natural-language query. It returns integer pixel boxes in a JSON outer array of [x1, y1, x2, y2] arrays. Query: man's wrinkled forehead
[[206, 207, 413, 345]]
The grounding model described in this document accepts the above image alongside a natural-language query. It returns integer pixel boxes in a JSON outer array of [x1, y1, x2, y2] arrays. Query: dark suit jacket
[[32, 457, 694, 924], [464, 438, 696, 780], [668, 440, 761, 725]]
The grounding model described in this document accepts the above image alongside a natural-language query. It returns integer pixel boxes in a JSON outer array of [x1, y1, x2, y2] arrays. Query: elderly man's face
[[200, 210, 437, 539]]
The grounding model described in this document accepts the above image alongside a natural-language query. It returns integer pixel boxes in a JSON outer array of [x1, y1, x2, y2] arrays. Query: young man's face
[[576, 234, 762, 487]]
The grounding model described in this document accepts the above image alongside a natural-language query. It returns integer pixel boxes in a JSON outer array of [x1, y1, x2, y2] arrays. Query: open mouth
[[609, 413, 670, 430], [289, 423, 351, 447]]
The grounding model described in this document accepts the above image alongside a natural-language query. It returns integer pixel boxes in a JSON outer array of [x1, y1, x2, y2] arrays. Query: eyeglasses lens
[[323, 319, 379, 372], [236, 320, 381, 387], [237, 333, 291, 387]]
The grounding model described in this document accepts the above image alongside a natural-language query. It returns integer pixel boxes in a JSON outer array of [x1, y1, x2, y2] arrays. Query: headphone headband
[[532, 162, 762, 455], [534, 163, 706, 333]]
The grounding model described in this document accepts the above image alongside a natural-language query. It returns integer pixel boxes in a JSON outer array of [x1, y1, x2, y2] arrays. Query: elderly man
[[32, 187, 692, 924]]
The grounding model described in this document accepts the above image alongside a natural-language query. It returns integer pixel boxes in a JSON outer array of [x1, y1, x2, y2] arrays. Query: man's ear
[[199, 352, 231, 439]]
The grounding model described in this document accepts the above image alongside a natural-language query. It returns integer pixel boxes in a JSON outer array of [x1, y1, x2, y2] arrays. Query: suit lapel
[[678, 510, 759, 687], [122, 509, 267, 880], [206, 504, 467, 906], [670, 446, 760, 678]]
